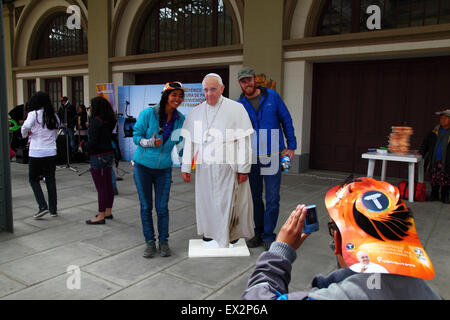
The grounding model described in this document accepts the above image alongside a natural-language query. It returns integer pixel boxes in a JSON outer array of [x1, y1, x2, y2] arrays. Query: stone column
[[62, 76, 72, 100], [3, 3, 15, 109], [283, 60, 314, 173], [0, 2, 13, 232], [88, 0, 111, 98], [242, 0, 284, 93]]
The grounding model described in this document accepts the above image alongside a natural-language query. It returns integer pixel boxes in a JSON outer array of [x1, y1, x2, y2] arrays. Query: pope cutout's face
[[203, 77, 225, 106], [357, 251, 370, 265]]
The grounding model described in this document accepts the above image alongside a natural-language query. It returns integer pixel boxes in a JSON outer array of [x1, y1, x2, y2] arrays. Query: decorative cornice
[[110, 44, 243, 64], [284, 24, 450, 51], [13, 55, 88, 73]]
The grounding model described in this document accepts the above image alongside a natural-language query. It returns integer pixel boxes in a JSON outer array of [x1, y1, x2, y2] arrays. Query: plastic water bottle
[[281, 156, 291, 173]]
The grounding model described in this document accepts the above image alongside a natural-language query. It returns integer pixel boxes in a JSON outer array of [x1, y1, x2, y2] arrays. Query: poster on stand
[[96, 83, 116, 112], [96, 83, 117, 134], [117, 83, 204, 165]]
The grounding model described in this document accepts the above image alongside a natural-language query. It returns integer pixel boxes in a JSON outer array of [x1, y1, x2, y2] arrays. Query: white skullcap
[[202, 73, 223, 86]]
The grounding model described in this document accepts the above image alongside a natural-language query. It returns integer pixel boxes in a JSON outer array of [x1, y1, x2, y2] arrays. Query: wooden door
[[311, 56, 450, 178]]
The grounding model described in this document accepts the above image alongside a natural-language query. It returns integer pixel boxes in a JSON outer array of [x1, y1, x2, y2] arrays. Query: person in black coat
[[57, 96, 77, 154], [82, 97, 117, 224], [76, 104, 89, 131], [419, 109, 450, 203]]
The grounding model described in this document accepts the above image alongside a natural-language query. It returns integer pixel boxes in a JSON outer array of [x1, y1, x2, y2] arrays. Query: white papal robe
[[181, 96, 254, 248]]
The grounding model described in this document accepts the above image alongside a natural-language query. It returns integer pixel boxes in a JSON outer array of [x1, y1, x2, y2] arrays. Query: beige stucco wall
[[228, 63, 244, 100], [243, 0, 284, 92], [290, 0, 313, 39], [283, 60, 313, 155], [88, 0, 110, 98], [228, 0, 243, 44], [112, 0, 141, 58]]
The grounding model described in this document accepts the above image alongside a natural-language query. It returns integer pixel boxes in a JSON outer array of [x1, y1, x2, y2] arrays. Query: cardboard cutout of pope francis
[[181, 73, 255, 253]]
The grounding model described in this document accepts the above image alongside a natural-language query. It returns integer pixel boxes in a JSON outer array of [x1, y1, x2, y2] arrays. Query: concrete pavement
[[0, 161, 448, 300]]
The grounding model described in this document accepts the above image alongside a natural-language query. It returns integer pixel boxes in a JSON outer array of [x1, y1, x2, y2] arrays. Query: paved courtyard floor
[[0, 161, 448, 300]]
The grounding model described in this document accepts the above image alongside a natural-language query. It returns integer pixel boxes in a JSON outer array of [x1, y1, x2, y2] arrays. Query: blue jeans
[[111, 167, 118, 191], [134, 163, 172, 243], [89, 152, 114, 169], [249, 157, 282, 242]]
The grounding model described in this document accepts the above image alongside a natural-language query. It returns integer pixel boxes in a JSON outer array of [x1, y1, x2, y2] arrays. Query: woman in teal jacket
[[133, 82, 185, 258]]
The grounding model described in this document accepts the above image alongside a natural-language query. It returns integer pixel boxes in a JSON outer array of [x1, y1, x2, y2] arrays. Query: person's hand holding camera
[[276, 204, 310, 250]]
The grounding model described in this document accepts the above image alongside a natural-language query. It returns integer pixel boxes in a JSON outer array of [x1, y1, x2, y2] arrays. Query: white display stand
[[361, 152, 424, 203], [188, 239, 250, 258]]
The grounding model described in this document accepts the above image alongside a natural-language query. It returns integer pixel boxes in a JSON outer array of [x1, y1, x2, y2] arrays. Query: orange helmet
[[325, 177, 434, 279]]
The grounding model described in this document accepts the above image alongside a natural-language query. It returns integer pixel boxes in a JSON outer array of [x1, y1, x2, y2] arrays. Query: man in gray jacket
[[243, 177, 442, 300]]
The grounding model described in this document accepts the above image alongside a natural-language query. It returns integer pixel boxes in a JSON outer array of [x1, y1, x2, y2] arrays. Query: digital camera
[[302, 205, 319, 234]]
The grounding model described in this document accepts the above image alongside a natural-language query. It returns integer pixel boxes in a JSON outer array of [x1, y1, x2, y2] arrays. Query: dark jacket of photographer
[[242, 242, 442, 300]]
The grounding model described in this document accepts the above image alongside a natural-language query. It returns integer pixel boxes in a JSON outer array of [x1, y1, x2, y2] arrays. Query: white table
[[361, 152, 424, 203]]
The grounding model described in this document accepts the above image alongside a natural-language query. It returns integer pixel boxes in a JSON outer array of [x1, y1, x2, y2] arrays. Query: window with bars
[[136, 0, 234, 54], [71, 77, 84, 109], [45, 78, 62, 112], [318, 0, 450, 36], [34, 14, 87, 59]]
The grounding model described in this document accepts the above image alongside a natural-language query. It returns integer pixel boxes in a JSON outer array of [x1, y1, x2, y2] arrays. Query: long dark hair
[[27, 91, 59, 130], [158, 91, 171, 133], [77, 104, 87, 115], [90, 96, 117, 128]]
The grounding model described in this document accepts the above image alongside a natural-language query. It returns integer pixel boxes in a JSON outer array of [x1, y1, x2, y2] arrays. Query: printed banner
[[96, 83, 116, 112], [117, 83, 204, 164]]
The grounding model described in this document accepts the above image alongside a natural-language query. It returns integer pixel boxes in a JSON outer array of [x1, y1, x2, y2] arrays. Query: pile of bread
[[388, 126, 413, 154]]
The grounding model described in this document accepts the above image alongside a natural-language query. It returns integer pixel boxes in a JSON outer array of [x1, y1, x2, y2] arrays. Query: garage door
[[310, 55, 450, 178]]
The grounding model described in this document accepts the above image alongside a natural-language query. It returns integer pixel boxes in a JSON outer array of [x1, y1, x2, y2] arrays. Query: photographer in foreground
[[242, 177, 442, 300]]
